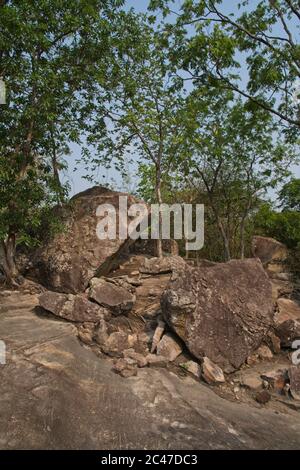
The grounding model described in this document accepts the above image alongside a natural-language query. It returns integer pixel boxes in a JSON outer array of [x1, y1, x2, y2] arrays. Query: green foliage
[[279, 178, 300, 211], [254, 202, 300, 249], [82, 18, 189, 206], [0, 0, 128, 278], [153, 0, 300, 133]]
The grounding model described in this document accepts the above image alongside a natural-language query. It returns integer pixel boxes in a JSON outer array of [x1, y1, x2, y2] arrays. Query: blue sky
[[65, 0, 300, 197]]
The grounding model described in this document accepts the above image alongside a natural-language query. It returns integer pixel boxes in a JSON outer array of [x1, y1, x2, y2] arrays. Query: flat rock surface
[[1, 292, 300, 450]]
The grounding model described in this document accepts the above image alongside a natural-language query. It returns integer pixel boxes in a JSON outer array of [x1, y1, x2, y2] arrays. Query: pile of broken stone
[[38, 236, 300, 407]]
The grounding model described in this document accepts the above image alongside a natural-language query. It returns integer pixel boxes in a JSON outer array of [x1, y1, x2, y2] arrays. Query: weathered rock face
[[39, 291, 109, 323], [27, 187, 141, 294], [289, 367, 300, 400], [274, 298, 300, 347], [161, 258, 274, 372], [139, 256, 186, 275], [89, 278, 135, 315], [202, 357, 225, 385], [156, 333, 183, 361], [252, 236, 287, 266]]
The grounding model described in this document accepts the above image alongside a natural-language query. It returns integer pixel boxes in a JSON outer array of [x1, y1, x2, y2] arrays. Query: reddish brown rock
[[146, 354, 169, 368], [89, 278, 135, 315], [276, 320, 300, 347], [77, 323, 95, 344], [242, 374, 262, 391], [276, 298, 300, 324], [123, 349, 148, 368], [257, 345, 273, 360], [156, 333, 183, 362], [267, 332, 281, 354], [39, 291, 108, 323], [150, 320, 165, 353], [252, 236, 287, 266], [180, 361, 201, 379], [101, 332, 137, 358], [27, 187, 141, 293], [289, 366, 300, 401], [261, 369, 288, 393], [202, 357, 225, 385], [255, 390, 271, 404], [274, 300, 300, 347], [112, 358, 137, 378], [139, 256, 186, 275], [161, 258, 274, 372]]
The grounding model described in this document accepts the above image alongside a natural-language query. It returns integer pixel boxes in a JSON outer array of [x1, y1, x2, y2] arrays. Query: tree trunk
[[217, 219, 231, 262], [51, 130, 64, 205], [0, 235, 19, 287], [155, 168, 163, 258], [240, 219, 246, 260], [208, 196, 231, 261]]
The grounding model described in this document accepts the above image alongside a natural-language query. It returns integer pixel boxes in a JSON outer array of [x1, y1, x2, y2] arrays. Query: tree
[[279, 178, 300, 211], [83, 20, 188, 257], [179, 89, 296, 260], [150, 0, 300, 133], [0, 0, 126, 284]]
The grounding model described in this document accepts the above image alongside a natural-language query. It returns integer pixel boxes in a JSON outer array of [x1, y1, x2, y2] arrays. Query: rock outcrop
[[89, 278, 135, 315], [26, 187, 141, 294], [161, 258, 274, 372], [139, 256, 186, 275], [252, 236, 288, 266], [39, 291, 110, 323], [289, 367, 300, 400], [274, 298, 300, 347]]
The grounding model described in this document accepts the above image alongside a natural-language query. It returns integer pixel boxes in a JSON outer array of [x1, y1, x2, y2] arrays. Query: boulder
[[89, 278, 135, 315], [251, 236, 287, 266], [146, 354, 169, 368], [261, 369, 288, 393], [101, 332, 137, 358], [276, 320, 300, 347], [39, 291, 109, 323], [77, 322, 95, 344], [255, 390, 271, 404], [202, 357, 225, 385], [289, 366, 300, 400], [276, 298, 300, 324], [242, 374, 262, 391], [156, 333, 183, 362], [267, 332, 281, 354], [112, 358, 138, 378], [161, 258, 274, 372], [180, 361, 201, 379], [123, 349, 148, 368], [150, 320, 165, 353], [271, 279, 293, 302], [256, 345, 273, 360], [139, 256, 186, 275], [275, 298, 300, 347], [27, 187, 141, 293]]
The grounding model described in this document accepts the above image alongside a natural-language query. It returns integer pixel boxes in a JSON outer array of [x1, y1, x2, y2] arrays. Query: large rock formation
[[39, 290, 110, 323], [89, 278, 135, 315], [274, 298, 300, 347], [26, 187, 141, 294], [252, 236, 288, 266], [161, 258, 274, 372]]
